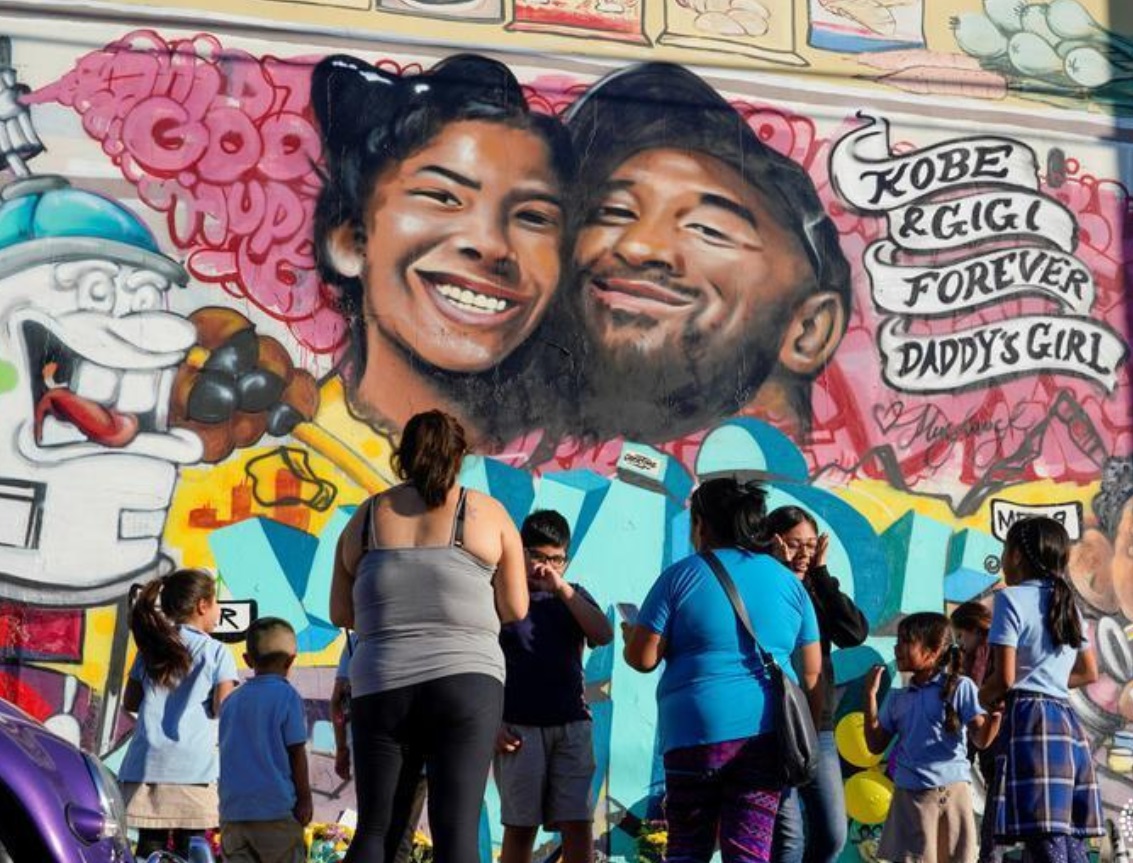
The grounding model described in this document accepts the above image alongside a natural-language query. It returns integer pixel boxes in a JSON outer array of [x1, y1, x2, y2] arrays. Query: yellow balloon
[[836, 712, 883, 768], [844, 769, 894, 825]]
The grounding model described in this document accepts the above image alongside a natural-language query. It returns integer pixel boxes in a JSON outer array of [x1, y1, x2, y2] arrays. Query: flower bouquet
[[636, 820, 667, 863], [305, 822, 355, 863]]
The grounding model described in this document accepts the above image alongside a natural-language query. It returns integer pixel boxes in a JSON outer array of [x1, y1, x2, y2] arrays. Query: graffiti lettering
[[990, 499, 1083, 541], [832, 114, 1123, 411], [879, 316, 1126, 393], [866, 241, 1094, 316], [871, 399, 1033, 449], [890, 191, 1073, 252], [830, 114, 1038, 210], [858, 143, 1015, 208]]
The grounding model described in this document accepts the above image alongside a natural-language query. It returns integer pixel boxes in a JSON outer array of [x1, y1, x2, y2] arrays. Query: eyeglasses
[[525, 549, 568, 568], [782, 539, 818, 554]]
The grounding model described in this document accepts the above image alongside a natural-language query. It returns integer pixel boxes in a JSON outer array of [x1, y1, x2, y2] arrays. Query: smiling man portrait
[[559, 62, 852, 443]]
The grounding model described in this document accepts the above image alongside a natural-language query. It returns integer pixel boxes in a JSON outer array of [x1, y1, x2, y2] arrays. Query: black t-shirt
[[500, 584, 598, 726]]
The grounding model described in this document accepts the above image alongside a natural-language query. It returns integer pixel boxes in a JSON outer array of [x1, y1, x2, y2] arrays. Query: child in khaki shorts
[[494, 511, 614, 863], [863, 613, 1001, 863], [219, 617, 312, 863]]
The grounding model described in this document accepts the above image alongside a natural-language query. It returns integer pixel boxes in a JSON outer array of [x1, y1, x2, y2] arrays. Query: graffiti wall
[[0, 0, 1131, 858]]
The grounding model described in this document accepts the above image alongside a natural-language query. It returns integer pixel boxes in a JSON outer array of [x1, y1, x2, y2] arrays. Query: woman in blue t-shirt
[[623, 478, 822, 863], [978, 516, 1103, 863]]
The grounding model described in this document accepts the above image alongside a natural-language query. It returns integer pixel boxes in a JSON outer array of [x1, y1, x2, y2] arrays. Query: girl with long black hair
[[978, 516, 1103, 863]]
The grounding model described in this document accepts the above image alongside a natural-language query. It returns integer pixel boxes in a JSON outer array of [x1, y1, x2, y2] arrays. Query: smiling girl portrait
[[312, 54, 575, 451]]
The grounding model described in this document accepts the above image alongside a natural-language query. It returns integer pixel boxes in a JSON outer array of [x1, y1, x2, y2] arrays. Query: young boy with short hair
[[494, 510, 614, 863], [219, 617, 312, 863]]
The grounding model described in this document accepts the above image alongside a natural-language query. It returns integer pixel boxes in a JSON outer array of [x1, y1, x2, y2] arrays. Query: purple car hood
[[0, 695, 107, 862]]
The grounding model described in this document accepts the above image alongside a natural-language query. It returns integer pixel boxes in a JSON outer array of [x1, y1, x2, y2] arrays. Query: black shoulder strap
[[361, 496, 378, 553], [450, 487, 469, 549], [702, 551, 775, 667]]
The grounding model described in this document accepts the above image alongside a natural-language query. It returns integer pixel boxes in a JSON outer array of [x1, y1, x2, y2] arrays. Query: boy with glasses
[[495, 510, 614, 863]]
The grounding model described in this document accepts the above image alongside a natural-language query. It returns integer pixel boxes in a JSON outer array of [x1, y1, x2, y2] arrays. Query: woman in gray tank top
[[330, 411, 528, 863]]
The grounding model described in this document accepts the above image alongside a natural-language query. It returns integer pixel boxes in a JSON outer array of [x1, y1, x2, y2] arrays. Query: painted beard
[[568, 267, 787, 443]]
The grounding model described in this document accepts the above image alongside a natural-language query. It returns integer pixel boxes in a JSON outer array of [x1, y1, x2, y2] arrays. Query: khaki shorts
[[493, 720, 596, 829], [878, 782, 978, 863], [221, 819, 306, 863]]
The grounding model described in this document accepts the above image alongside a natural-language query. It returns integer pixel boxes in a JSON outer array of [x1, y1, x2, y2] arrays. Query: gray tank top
[[350, 488, 505, 697]]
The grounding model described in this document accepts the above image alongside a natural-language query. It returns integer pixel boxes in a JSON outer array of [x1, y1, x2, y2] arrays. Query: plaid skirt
[[987, 691, 1103, 843]]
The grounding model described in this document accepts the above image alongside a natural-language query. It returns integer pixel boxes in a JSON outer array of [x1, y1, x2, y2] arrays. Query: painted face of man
[[359, 119, 565, 374], [572, 148, 816, 412]]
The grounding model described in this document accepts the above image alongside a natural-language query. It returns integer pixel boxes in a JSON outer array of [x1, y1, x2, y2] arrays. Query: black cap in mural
[[564, 62, 850, 308]]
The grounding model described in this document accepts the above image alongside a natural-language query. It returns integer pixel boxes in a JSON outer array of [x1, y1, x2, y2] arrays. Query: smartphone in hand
[[616, 602, 639, 624]]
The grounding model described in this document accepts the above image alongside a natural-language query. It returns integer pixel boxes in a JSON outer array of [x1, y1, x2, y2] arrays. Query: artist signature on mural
[[872, 399, 1034, 450]]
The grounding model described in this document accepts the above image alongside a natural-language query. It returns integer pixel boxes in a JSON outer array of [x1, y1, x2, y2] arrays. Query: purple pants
[[662, 733, 783, 863]]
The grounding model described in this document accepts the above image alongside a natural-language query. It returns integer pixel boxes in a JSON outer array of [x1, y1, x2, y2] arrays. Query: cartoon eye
[[130, 284, 161, 312], [77, 271, 116, 313]]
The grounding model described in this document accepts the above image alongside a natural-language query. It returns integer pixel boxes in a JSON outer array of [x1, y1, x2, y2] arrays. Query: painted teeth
[[117, 369, 160, 414], [68, 359, 162, 414], [434, 283, 510, 314], [72, 360, 119, 403]]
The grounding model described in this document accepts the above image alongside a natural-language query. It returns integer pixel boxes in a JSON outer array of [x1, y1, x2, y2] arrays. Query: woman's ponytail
[[689, 478, 768, 551], [393, 410, 468, 508]]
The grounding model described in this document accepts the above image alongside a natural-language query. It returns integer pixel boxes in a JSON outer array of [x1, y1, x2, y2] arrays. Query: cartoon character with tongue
[[0, 172, 203, 605]]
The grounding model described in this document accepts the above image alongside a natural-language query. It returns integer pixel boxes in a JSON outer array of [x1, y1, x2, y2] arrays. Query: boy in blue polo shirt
[[219, 617, 312, 863]]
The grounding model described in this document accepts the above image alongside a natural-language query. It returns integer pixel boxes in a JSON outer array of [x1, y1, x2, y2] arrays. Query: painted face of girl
[[777, 521, 818, 576], [358, 120, 564, 374]]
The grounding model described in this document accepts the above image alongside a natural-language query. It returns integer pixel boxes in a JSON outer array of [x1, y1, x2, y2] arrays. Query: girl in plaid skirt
[[979, 517, 1104, 863]]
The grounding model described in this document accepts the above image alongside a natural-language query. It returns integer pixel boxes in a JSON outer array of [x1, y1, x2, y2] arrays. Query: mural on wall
[[507, 0, 649, 44], [807, 0, 926, 54], [952, 0, 1133, 107], [658, 0, 798, 64], [0, 1, 1130, 858]]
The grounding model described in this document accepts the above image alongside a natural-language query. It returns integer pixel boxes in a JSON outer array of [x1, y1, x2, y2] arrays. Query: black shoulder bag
[[702, 551, 819, 787]]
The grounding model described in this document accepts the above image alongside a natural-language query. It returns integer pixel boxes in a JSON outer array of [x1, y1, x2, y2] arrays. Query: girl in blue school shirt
[[118, 568, 239, 860], [978, 517, 1103, 863], [864, 612, 1002, 863]]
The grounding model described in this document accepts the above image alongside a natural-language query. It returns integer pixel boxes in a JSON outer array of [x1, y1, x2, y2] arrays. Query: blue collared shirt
[[989, 581, 1088, 698], [219, 674, 308, 822], [879, 673, 984, 790], [119, 625, 239, 784]]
